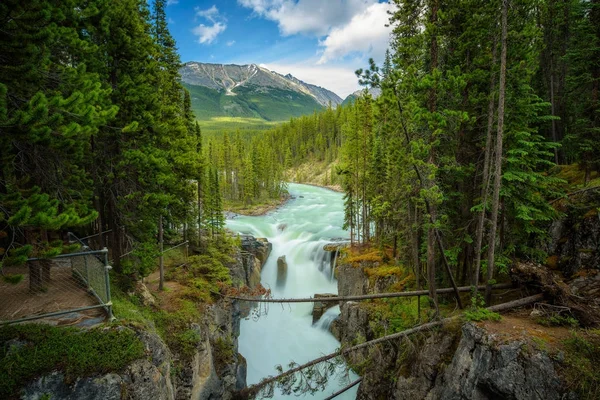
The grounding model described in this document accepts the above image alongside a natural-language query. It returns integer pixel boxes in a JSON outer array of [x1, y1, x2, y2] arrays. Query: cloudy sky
[[166, 0, 395, 98]]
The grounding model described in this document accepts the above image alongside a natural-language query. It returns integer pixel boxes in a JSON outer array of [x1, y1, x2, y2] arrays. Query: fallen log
[[226, 283, 514, 304], [238, 293, 543, 399], [323, 378, 362, 400]]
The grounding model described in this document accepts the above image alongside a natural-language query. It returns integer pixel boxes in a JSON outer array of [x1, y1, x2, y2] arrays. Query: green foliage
[[166, 253, 233, 300], [213, 336, 235, 369], [1, 274, 24, 285], [536, 314, 579, 328], [561, 331, 600, 398], [0, 324, 144, 398], [363, 296, 428, 338], [152, 301, 202, 359], [464, 294, 501, 322]]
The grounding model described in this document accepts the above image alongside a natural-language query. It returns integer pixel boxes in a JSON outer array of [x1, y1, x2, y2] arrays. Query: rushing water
[[226, 183, 358, 399]]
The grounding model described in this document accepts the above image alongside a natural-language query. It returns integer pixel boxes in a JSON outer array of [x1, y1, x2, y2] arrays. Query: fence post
[[84, 254, 90, 288], [103, 248, 114, 321]]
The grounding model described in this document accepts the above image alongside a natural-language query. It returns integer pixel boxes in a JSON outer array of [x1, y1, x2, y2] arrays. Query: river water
[[226, 183, 358, 399]]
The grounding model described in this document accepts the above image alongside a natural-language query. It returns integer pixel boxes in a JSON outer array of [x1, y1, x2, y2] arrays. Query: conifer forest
[[0, 1, 599, 399]]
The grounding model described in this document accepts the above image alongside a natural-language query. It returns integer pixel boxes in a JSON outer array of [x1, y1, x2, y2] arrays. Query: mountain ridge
[[180, 62, 342, 107]]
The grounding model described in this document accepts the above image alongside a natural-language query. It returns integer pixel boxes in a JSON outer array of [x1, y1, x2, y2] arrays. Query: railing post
[[103, 248, 114, 321], [84, 254, 90, 288]]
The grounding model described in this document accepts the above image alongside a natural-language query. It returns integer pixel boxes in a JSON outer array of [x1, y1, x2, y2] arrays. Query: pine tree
[[0, 0, 115, 280]]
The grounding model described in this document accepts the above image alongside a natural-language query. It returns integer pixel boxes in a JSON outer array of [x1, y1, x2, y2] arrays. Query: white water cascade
[[226, 183, 358, 399]]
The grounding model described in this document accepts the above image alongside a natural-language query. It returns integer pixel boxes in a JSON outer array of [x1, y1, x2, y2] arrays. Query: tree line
[[229, 0, 599, 313], [0, 0, 224, 281]]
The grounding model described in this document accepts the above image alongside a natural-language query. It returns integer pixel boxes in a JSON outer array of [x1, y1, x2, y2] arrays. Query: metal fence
[[0, 248, 113, 325]]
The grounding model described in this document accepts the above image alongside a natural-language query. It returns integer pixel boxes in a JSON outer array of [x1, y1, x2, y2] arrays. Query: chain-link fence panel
[[0, 250, 112, 325]]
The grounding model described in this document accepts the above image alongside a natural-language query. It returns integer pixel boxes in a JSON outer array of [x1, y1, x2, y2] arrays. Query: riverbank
[[285, 159, 343, 192], [224, 192, 291, 216], [289, 181, 343, 193]]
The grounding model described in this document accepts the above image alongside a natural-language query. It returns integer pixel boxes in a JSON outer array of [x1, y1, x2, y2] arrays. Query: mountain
[[341, 88, 382, 106], [180, 62, 342, 124]]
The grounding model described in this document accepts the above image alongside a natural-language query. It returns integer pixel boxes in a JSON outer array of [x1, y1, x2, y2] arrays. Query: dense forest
[[1, 0, 599, 398], [209, 0, 600, 311], [2, 0, 598, 301], [0, 0, 225, 279]]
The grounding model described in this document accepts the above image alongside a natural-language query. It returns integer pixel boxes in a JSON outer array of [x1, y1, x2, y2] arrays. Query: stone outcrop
[[239, 235, 271, 288], [333, 256, 581, 400], [311, 293, 337, 324], [276, 255, 288, 287], [349, 322, 575, 400], [22, 329, 176, 400], [546, 190, 600, 276], [425, 324, 564, 400]]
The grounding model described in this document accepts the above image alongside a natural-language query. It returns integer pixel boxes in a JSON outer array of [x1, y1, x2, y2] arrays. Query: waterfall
[[331, 248, 339, 280], [314, 305, 341, 331], [227, 183, 359, 399]]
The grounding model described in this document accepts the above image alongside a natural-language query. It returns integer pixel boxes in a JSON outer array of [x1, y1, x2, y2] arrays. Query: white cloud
[[227, 40, 236, 46], [318, 2, 393, 64], [193, 5, 227, 45], [193, 22, 227, 44], [238, 0, 378, 36], [197, 5, 219, 21], [167, 0, 178, 5], [261, 62, 362, 98]]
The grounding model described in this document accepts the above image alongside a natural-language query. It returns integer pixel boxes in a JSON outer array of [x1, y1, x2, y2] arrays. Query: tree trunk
[[473, 37, 498, 293], [29, 261, 43, 292], [486, 0, 509, 306], [427, 202, 439, 316], [159, 215, 164, 291]]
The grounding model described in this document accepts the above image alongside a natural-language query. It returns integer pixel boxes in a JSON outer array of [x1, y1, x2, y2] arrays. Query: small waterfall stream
[[226, 183, 358, 399]]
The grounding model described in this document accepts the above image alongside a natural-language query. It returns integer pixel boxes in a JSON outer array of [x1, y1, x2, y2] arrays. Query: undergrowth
[[112, 238, 238, 361], [464, 294, 501, 322], [0, 324, 144, 399], [560, 330, 600, 398]]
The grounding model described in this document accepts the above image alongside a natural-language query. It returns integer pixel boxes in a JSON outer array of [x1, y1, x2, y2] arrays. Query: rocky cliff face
[[22, 329, 176, 400], [333, 258, 580, 400], [546, 190, 600, 276], [20, 236, 271, 400], [352, 322, 573, 400]]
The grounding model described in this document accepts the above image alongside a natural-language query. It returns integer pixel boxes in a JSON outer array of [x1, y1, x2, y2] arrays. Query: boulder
[[276, 256, 288, 287], [134, 281, 156, 307]]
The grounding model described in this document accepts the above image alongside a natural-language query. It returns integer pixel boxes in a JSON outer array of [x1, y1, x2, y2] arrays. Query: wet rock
[[276, 256, 288, 287], [323, 243, 348, 252], [311, 293, 338, 324], [277, 223, 287, 232], [427, 323, 564, 400], [240, 235, 271, 267], [224, 211, 238, 220], [337, 263, 368, 297], [329, 318, 342, 341], [238, 235, 271, 289]]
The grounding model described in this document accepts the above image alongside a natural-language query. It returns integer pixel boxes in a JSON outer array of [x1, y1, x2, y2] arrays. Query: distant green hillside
[[341, 94, 358, 107], [183, 82, 324, 130]]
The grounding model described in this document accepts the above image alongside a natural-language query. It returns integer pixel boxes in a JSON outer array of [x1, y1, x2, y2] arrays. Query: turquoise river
[[226, 183, 359, 399]]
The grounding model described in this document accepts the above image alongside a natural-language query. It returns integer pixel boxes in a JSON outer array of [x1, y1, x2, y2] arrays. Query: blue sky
[[165, 0, 394, 98]]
